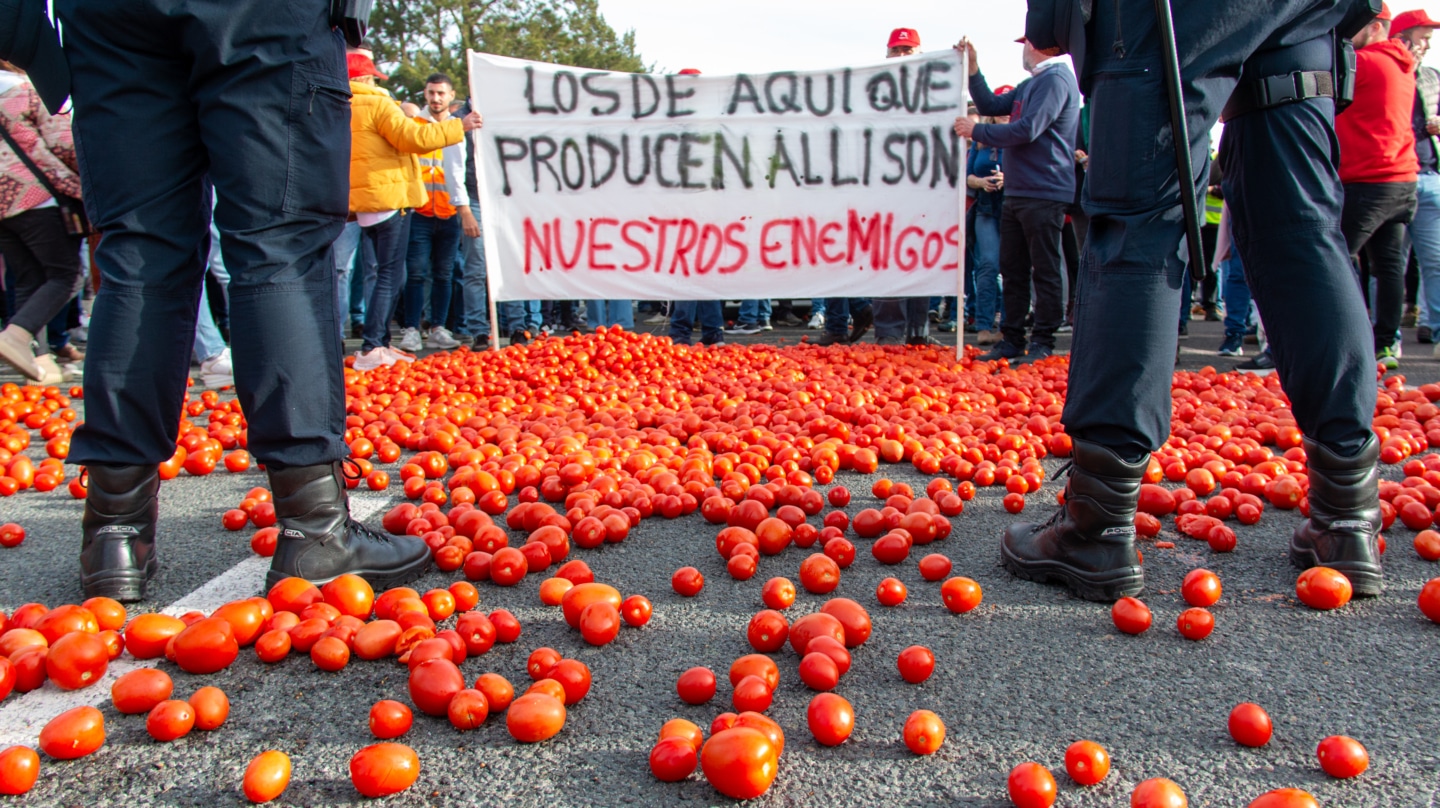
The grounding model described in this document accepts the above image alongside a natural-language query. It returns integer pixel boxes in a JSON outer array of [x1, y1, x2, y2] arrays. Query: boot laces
[[1034, 460, 1076, 531], [341, 459, 366, 483], [346, 518, 392, 546]]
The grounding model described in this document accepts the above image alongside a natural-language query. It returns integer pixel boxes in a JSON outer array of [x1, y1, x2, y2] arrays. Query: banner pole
[[956, 43, 969, 362], [467, 50, 504, 352]]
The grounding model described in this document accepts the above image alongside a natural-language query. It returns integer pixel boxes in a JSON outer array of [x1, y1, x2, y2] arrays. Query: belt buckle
[[1260, 73, 1300, 107]]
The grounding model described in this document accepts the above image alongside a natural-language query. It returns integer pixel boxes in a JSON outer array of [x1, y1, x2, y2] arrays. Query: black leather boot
[[80, 464, 160, 602], [1001, 439, 1147, 602], [1290, 436, 1382, 596], [266, 461, 431, 590]]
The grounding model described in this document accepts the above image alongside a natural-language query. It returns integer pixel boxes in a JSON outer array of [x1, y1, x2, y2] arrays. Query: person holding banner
[[990, 0, 1387, 603]]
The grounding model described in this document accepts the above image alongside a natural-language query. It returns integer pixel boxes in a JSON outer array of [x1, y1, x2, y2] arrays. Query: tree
[[367, 0, 647, 101]]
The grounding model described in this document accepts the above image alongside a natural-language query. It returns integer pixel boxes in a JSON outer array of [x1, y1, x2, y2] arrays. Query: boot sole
[[265, 552, 433, 593], [82, 555, 159, 603], [1001, 543, 1144, 603], [1288, 542, 1383, 597]]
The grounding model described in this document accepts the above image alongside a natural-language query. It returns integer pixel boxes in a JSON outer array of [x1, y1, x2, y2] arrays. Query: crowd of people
[[5, 12, 1440, 385]]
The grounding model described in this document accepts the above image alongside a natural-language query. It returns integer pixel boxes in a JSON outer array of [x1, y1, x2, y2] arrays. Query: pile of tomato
[[1, 331, 1439, 805]]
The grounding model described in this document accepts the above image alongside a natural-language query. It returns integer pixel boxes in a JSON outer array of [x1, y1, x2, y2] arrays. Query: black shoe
[[815, 332, 847, 346], [1178, 321, 1189, 338], [1013, 344, 1054, 364], [472, 334, 493, 351], [773, 312, 804, 328], [509, 329, 530, 346], [1419, 326, 1433, 344], [1235, 352, 1275, 373], [81, 465, 160, 602], [905, 335, 943, 346], [265, 462, 432, 591], [1001, 440, 1147, 602], [847, 307, 873, 343], [976, 341, 1024, 362], [350, 323, 363, 340], [1290, 436, 1382, 596]]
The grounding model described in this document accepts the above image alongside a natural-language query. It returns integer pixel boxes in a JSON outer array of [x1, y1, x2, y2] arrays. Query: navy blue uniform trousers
[[1063, 0, 1377, 460], [59, 0, 351, 468]]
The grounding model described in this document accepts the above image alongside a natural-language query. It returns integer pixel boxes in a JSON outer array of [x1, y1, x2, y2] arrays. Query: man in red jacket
[[1337, 2, 1419, 369]]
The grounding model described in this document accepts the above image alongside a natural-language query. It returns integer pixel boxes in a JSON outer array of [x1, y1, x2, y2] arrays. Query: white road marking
[[0, 491, 395, 748]]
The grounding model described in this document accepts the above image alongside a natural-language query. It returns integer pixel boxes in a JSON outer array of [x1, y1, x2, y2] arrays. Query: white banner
[[468, 50, 967, 301]]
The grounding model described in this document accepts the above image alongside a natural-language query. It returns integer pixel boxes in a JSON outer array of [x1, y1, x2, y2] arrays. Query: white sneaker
[[396, 327, 422, 352], [353, 347, 397, 372], [380, 346, 415, 363], [199, 347, 234, 388], [807, 312, 824, 330], [643, 311, 669, 324], [426, 326, 461, 350]]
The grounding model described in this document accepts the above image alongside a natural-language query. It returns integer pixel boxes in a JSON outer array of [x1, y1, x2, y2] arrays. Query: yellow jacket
[[348, 81, 465, 213]]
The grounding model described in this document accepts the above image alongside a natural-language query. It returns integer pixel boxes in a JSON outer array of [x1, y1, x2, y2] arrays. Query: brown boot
[[975, 330, 1000, 345]]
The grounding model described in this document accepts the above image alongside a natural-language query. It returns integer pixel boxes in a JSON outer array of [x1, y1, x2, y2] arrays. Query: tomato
[[311, 635, 351, 671], [1181, 568, 1222, 608], [473, 673, 514, 713], [578, 602, 621, 646], [267, 577, 323, 614], [746, 610, 789, 653], [447, 688, 490, 730], [118, 613, 184, 661], [876, 577, 908, 606], [671, 566, 705, 596], [489, 547, 528, 586], [1246, 789, 1319, 808], [222, 508, 250, 531], [242, 750, 292, 803], [897, 645, 935, 684], [538, 577, 574, 606], [0, 523, 25, 548], [1316, 735, 1368, 778], [172, 617, 239, 674], [820, 597, 872, 647], [788, 612, 846, 655], [827, 485, 850, 507], [44, 631, 108, 690], [409, 658, 465, 716], [146, 699, 195, 742], [650, 736, 698, 781], [1228, 702, 1273, 747], [1064, 739, 1110, 786], [321, 574, 375, 619], [370, 700, 413, 739], [918, 553, 952, 581], [250, 527, 278, 557], [902, 709, 945, 754], [621, 594, 653, 627], [1415, 529, 1440, 561], [798, 553, 840, 594], [1131, 777, 1188, 808], [731, 674, 773, 712], [506, 692, 566, 742], [806, 692, 854, 746], [39, 705, 105, 759], [489, 609, 522, 642], [798, 652, 839, 691], [36, 604, 98, 643], [1112, 597, 1153, 634], [1177, 607, 1214, 641], [560, 583, 622, 629], [1421, 577, 1440, 623], [700, 727, 779, 800], [940, 576, 983, 613], [1295, 567, 1352, 610], [349, 743, 420, 798], [109, 668, 172, 714], [0, 745, 39, 795], [1007, 762, 1057, 808]]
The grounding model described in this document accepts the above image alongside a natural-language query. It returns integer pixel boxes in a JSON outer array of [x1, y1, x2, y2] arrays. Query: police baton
[[1153, 0, 1209, 283]]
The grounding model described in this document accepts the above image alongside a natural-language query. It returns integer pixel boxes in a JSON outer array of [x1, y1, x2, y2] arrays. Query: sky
[[596, 0, 1440, 88]]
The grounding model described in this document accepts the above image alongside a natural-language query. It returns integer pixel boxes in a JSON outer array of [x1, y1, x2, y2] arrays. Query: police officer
[[12, 0, 432, 601], [989, 0, 1385, 601]]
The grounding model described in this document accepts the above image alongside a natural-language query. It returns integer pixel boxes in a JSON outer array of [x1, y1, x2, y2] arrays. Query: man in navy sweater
[[955, 37, 1080, 363]]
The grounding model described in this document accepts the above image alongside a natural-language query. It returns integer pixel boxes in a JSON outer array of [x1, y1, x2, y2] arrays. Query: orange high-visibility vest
[[415, 117, 456, 219]]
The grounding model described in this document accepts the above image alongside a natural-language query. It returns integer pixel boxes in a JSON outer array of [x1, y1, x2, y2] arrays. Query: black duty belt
[[1222, 70, 1335, 121]]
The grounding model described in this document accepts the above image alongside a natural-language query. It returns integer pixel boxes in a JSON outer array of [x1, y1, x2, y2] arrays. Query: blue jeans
[[457, 203, 489, 337], [873, 298, 930, 341], [361, 211, 412, 352], [824, 298, 871, 336], [193, 280, 227, 361], [404, 212, 462, 330], [499, 300, 542, 334], [1221, 254, 1253, 337], [669, 300, 724, 344], [1412, 172, 1440, 330], [332, 219, 359, 336], [973, 210, 1002, 329], [587, 299, 633, 329], [737, 299, 770, 326]]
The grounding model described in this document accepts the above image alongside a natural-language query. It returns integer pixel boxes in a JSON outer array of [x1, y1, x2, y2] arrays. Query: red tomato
[[1414, 529, 1440, 561], [146, 699, 195, 742], [506, 693, 566, 742], [677, 666, 717, 705], [1228, 702, 1273, 747], [578, 601, 621, 646], [798, 553, 840, 594], [474, 673, 514, 712], [44, 631, 108, 690], [408, 658, 465, 716], [2, 523, 31, 547], [902, 709, 945, 754], [1421, 577, 1440, 623], [896, 645, 935, 684], [1295, 567, 1352, 610], [940, 577, 983, 613], [349, 743, 420, 798], [700, 727, 779, 800], [1177, 607, 1215, 641], [731, 674, 773, 713], [1064, 739, 1110, 786], [746, 610, 789, 653], [1316, 735, 1368, 778], [39, 705, 105, 759], [1246, 789, 1319, 808], [876, 577, 908, 606], [806, 692, 854, 746], [370, 700, 414, 739], [650, 736, 698, 781], [671, 567, 705, 596], [788, 612, 846, 655], [797, 652, 839, 691], [111, 668, 173, 714], [761, 577, 797, 609], [1007, 762, 1057, 808], [242, 750, 291, 803], [447, 688, 490, 731], [918, 553, 952, 581], [819, 597, 872, 647], [0, 745, 40, 795], [1112, 597, 1153, 634], [1181, 568, 1222, 607], [1131, 777, 1188, 808]]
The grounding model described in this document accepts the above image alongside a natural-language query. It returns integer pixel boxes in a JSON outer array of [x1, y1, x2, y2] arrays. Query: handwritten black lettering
[[582, 72, 621, 116]]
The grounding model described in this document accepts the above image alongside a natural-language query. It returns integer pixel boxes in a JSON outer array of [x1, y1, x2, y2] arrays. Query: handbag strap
[[0, 118, 71, 204]]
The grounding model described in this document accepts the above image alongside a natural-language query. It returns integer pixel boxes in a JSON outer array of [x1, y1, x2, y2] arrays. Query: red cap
[[888, 28, 920, 49], [1376, 2, 1393, 21], [1392, 8, 1440, 32], [994, 85, 1016, 95], [347, 52, 388, 81], [677, 68, 702, 75]]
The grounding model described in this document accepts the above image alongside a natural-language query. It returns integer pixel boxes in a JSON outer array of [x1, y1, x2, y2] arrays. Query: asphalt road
[[0, 319, 1437, 807]]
